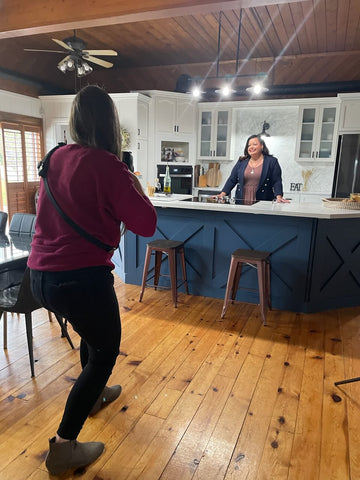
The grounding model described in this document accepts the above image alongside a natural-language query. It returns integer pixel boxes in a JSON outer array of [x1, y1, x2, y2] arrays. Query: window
[[2, 125, 42, 183], [0, 121, 43, 216]]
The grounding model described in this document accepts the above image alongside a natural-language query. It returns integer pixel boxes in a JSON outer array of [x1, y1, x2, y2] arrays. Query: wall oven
[[157, 165, 193, 194]]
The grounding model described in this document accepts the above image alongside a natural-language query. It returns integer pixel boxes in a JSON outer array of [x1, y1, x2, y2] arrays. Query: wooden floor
[[1, 275, 360, 480]]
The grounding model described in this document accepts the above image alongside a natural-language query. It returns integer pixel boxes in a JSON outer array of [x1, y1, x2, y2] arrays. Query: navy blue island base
[[112, 201, 360, 314]]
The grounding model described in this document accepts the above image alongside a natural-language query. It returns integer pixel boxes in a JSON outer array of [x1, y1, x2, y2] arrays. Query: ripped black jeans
[[30, 266, 121, 439]]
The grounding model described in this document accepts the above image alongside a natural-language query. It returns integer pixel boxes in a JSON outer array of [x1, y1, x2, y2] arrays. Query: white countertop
[[150, 194, 360, 219]]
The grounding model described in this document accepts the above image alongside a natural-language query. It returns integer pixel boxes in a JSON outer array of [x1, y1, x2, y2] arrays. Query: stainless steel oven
[[157, 165, 193, 194]]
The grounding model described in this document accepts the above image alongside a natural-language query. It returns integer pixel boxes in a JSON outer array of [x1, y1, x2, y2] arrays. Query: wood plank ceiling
[[0, 0, 359, 99]]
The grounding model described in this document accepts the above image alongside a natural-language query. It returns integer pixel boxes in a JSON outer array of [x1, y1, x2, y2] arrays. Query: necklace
[[249, 160, 263, 174], [249, 157, 264, 175]]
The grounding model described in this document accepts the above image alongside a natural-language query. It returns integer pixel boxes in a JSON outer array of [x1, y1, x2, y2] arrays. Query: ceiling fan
[[24, 31, 117, 77]]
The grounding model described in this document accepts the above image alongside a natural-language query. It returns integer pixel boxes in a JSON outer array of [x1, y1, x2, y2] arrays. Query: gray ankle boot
[[90, 384, 122, 416], [45, 436, 104, 475]]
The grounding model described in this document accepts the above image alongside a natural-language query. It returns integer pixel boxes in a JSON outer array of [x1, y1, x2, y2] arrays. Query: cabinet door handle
[[174, 125, 176, 132], [138, 142, 140, 150], [316, 151, 319, 157], [311, 151, 314, 158], [138, 128, 140, 135]]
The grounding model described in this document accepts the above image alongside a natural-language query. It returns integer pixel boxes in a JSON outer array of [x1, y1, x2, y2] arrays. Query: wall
[[0, 89, 42, 118]]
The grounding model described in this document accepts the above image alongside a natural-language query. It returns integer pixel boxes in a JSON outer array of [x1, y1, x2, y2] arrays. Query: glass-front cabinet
[[296, 105, 338, 162], [198, 108, 231, 160]]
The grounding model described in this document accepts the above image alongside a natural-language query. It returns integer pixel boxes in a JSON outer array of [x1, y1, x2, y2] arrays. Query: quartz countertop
[[150, 195, 360, 219]]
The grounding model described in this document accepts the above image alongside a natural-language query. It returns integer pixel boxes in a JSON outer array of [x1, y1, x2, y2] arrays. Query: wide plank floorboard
[[0, 276, 359, 479]]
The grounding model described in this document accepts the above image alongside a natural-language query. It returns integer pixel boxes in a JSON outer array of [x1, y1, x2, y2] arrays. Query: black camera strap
[[38, 143, 117, 253]]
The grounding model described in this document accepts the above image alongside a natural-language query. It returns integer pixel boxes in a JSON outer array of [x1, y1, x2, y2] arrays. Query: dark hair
[[69, 85, 121, 158], [240, 134, 270, 160]]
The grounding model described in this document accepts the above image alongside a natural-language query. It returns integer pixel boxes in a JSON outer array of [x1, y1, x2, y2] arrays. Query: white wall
[[0, 89, 42, 118]]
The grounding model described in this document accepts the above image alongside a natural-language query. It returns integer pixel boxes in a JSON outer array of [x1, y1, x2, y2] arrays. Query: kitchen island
[[113, 195, 360, 313]]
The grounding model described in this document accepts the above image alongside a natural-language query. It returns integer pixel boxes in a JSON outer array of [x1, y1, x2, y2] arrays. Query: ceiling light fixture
[[189, 79, 205, 98], [57, 55, 93, 77], [215, 82, 236, 97], [246, 82, 269, 95], [187, 9, 270, 99]]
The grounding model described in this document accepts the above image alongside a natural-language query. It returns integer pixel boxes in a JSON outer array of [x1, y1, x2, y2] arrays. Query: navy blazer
[[222, 154, 284, 201]]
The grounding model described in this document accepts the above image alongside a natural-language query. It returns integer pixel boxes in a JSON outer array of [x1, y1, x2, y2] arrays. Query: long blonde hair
[[69, 85, 122, 158]]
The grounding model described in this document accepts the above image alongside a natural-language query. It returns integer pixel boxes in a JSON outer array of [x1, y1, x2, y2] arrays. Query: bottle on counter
[[164, 165, 171, 195], [155, 178, 162, 193]]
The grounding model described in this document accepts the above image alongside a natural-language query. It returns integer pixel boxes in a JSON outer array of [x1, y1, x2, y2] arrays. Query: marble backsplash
[[210, 105, 335, 197]]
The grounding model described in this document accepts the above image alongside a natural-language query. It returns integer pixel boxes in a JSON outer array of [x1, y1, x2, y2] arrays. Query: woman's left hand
[[276, 196, 290, 203]]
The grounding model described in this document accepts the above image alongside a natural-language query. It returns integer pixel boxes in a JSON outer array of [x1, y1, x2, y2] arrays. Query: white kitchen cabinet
[[111, 93, 150, 183], [137, 99, 149, 138], [198, 108, 232, 160], [155, 93, 196, 135], [338, 98, 360, 133], [295, 105, 338, 163], [142, 91, 197, 182], [113, 93, 149, 145], [135, 138, 148, 185]]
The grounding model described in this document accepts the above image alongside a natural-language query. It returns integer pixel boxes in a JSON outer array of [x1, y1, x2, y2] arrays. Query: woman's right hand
[[213, 192, 226, 200]]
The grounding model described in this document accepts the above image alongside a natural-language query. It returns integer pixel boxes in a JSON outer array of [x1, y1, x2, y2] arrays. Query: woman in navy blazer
[[218, 135, 290, 203]]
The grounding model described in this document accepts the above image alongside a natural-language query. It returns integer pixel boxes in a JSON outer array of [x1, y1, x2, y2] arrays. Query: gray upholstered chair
[[9, 212, 36, 236], [0, 267, 74, 377]]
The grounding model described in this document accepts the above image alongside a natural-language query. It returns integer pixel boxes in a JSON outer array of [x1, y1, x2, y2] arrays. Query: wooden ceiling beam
[[0, 0, 306, 39]]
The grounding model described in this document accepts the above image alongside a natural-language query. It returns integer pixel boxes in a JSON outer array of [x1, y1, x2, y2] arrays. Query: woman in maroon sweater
[[28, 86, 157, 476]]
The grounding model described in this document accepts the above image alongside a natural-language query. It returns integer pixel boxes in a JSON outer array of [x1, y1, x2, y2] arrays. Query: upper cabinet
[[198, 107, 232, 160], [155, 93, 196, 136], [111, 93, 150, 183], [146, 92, 197, 173], [113, 93, 149, 143], [338, 95, 360, 133], [295, 104, 338, 163], [137, 98, 149, 139]]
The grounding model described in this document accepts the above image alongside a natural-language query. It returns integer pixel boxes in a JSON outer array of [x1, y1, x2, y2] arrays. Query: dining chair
[[9, 212, 36, 236], [9, 213, 53, 323], [0, 267, 74, 377], [0, 211, 8, 235]]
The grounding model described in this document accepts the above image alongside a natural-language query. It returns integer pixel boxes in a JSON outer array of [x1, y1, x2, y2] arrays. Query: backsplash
[[213, 105, 335, 196]]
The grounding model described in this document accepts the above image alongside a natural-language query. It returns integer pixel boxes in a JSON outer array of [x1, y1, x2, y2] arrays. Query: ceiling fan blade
[[52, 38, 73, 50], [24, 48, 66, 53], [83, 49, 117, 56], [57, 55, 71, 66], [86, 56, 114, 68]]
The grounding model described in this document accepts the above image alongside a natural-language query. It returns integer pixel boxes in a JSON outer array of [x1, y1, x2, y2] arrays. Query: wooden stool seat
[[221, 248, 271, 324], [139, 239, 189, 307]]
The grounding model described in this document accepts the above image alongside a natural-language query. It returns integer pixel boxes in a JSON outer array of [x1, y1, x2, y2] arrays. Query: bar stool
[[139, 239, 189, 307], [221, 249, 271, 324]]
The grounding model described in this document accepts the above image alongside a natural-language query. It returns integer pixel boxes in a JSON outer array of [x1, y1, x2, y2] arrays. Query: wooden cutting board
[[198, 175, 207, 187], [206, 163, 222, 187]]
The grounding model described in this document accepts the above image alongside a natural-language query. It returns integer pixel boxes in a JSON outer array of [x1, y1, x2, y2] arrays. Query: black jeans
[[30, 266, 121, 439]]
